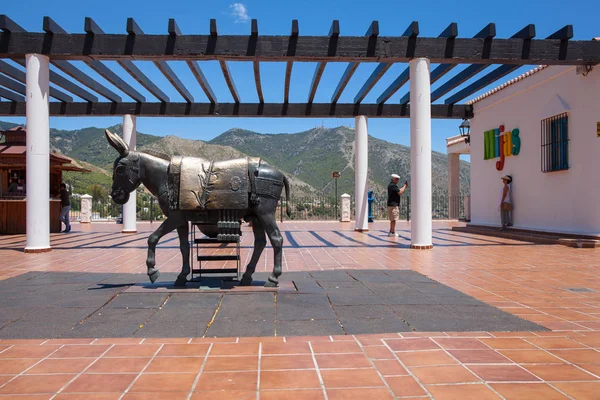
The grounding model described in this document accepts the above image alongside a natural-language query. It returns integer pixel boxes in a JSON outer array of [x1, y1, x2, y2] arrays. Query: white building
[[465, 61, 599, 236]]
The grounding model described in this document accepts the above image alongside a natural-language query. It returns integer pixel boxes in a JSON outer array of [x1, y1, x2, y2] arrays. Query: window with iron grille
[[541, 113, 569, 172]]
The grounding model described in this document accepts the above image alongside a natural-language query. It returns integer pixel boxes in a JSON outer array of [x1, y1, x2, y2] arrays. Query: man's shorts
[[387, 206, 399, 221]]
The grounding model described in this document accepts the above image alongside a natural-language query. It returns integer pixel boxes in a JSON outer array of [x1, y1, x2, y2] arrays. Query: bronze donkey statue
[[105, 129, 291, 287]]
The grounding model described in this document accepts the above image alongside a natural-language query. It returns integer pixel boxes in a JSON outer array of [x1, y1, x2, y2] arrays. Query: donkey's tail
[[282, 174, 291, 217]]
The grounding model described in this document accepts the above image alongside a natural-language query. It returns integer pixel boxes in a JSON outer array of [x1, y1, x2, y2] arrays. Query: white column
[[122, 115, 137, 233], [354, 116, 369, 232], [25, 54, 51, 253], [410, 58, 433, 249], [448, 153, 460, 219]]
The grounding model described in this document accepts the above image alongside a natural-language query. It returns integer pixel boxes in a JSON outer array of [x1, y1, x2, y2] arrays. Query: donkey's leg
[[146, 217, 180, 283], [174, 222, 191, 287], [240, 217, 266, 286], [258, 212, 284, 288]]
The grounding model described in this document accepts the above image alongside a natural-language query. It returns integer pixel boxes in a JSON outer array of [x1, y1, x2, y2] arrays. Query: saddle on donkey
[[166, 156, 284, 211]]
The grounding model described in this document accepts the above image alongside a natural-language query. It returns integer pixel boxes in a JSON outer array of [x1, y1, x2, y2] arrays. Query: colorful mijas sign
[[483, 125, 521, 171]]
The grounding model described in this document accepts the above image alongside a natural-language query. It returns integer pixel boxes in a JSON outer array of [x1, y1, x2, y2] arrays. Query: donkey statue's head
[[105, 129, 142, 205]]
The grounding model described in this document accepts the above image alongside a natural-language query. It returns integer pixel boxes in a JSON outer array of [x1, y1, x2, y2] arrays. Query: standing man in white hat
[[387, 174, 408, 237]]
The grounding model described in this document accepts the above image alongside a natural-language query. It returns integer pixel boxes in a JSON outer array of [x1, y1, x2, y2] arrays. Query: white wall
[[470, 66, 600, 235]]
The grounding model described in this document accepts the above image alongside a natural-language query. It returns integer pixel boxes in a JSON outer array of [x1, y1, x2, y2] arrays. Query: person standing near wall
[[499, 175, 513, 230], [57, 183, 71, 233], [387, 174, 408, 237]]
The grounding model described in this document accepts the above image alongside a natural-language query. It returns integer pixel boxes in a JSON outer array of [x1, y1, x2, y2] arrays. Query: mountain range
[[0, 121, 470, 198]]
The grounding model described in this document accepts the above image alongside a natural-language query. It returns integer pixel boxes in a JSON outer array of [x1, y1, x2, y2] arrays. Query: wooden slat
[[253, 60, 264, 104], [119, 60, 170, 103], [119, 18, 170, 102], [187, 61, 216, 104], [0, 72, 25, 96], [283, 61, 293, 104], [284, 20, 299, 104], [219, 60, 240, 103], [250, 19, 263, 103], [52, 60, 122, 102], [0, 101, 474, 119], [0, 86, 24, 102], [307, 20, 339, 104], [331, 62, 359, 103], [154, 60, 194, 103], [330, 21, 378, 103], [82, 17, 147, 102], [0, 60, 73, 102], [13, 58, 98, 102], [445, 26, 568, 105], [0, 15, 25, 33]]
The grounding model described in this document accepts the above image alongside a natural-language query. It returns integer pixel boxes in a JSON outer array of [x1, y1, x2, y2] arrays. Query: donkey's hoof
[[174, 277, 187, 287], [240, 276, 253, 286], [148, 269, 160, 284], [264, 280, 278, 288]]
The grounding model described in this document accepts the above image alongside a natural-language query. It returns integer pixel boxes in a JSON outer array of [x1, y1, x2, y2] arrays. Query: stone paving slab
[[0, 270, 546, 339]]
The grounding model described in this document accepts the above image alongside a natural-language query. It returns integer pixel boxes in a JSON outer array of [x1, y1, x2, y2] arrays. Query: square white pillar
[[122, 114, 137, 233], [25, 54, 51, 253], [409, 58, 433, 249]]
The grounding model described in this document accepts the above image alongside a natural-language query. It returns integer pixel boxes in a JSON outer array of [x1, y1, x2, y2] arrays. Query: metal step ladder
[[190, 219, 242, 282]]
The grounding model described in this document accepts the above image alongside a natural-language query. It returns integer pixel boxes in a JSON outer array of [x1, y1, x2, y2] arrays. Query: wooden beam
[[353, 20, 414, 103], [308, 62, 326, 104], [0, 101, 474, 119], [119, 60, 169, 102], [399, 23, 492, 104], [307, 20, 338, 104], [219, 60, 239, 103], [41, 17, 121, 102], [284, 20, 298, 104], [0, 86, 24, 102], [431, 22, 534, 103], [154, 60, 194, 103], [378, 22, 457, 105], [547, 25, 573, 40], [187, 61, 216, 104], [120, 18, 170, 102], [444, 64, 522, 104], [3, 28, 597, 65], [250, 19, 264, 103], [330, 21, 378, 103], [253, 61, 264, 103], [126, 17, 144, 36], [0, 60, 73, 102], [354, 62, 392, 104], [12, 57, 98, 102], [82, 17, 146, 102], [445, 26, 572, 105], [0, 73, 26, 95], [52, 60, 122, 102], [0, 15, 25, 33]]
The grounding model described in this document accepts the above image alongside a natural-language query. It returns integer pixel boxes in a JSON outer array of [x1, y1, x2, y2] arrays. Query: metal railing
[[68, 194, 468, 223], [277, 194, 468, 221]]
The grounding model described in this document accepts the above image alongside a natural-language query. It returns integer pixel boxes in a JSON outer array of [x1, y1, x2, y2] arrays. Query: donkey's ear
[[105, 129, 129, 156]]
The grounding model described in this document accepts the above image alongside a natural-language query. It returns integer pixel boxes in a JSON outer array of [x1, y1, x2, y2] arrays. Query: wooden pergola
[[1, 15, 598, 118], [1, 14, 599, 253]]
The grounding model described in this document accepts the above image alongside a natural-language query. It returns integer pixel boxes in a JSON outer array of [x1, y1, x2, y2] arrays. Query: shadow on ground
[[0, 270, 546, 339]]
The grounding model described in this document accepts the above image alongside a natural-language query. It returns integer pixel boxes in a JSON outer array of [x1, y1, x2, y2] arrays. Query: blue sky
[[1, 0, 597, 157]]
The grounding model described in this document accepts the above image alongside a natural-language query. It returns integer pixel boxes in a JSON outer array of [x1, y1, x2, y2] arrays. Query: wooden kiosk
[[0, 126, 89, 234]]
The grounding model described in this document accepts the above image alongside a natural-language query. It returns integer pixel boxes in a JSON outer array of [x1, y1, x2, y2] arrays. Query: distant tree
[[87, 184, 108, 203]]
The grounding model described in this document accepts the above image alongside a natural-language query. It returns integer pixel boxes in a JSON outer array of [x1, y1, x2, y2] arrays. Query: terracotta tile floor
[[1, 220, 600, 398]]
